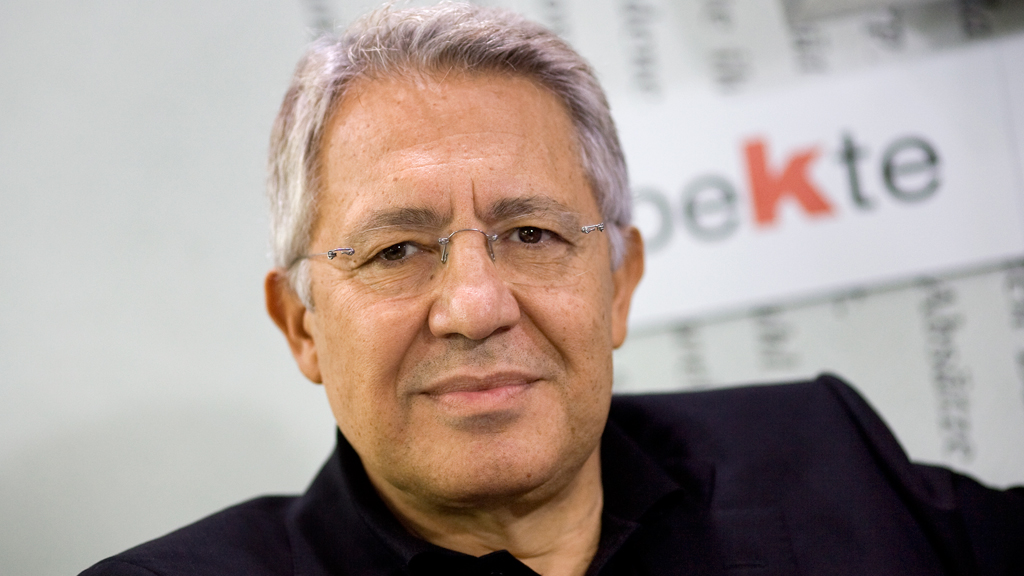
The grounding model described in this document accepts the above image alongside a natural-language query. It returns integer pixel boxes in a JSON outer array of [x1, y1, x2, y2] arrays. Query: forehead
[[315, 72, 597, 232]]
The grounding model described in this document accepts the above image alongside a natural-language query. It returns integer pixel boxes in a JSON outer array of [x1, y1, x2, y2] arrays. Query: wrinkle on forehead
[[330, 73, 575, 164], [381, 132, 540, 177]]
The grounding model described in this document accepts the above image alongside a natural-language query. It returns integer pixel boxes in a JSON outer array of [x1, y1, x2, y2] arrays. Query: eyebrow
[[486, 196, 579, 228], [346, 207, 452, 243]]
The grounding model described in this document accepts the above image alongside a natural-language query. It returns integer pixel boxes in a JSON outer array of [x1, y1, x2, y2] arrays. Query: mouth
[[420, 372, 539, 415]]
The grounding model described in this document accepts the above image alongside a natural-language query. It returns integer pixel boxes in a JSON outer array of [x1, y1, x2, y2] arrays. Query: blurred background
[[2, 1, 1023, 574]]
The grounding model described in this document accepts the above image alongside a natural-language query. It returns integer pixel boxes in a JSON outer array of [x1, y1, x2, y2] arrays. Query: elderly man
[[83, 3, 1022, 576]]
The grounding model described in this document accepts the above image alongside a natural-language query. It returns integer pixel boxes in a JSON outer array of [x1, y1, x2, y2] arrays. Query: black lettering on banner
[[838, 132, 873, 209], [711, 48, 749, 90], [920, 281, 973, 462], [673, 324, 711, 389], [633, 188, 673, 253], [682, 175, 739, 241], [830, 287, 868, 319], [754, 308, 798, 371], [791, 22, 827, 73], [959, 0, 993, 38], [620, 0, 660, 94], [1016, 350, 1024, 412], [1004, 264, 1024, 409], [1004, 264, 1024, 329], [865, 8, 905, 51], [882, 136, 941, 202], [702, 0, 734, 29]]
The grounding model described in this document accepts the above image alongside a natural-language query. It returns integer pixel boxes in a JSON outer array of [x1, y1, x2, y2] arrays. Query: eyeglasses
[[297, 218, 606, 298]]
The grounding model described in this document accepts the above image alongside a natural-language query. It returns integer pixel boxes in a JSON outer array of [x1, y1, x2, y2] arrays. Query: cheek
[[523, 282, 616, 446], [312, 284, 430, 434], [316, 279, 426, 368], [517, 273, 616, 376]]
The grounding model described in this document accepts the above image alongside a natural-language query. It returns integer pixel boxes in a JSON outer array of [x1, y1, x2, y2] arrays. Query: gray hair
[[268, 1, 631, 306]]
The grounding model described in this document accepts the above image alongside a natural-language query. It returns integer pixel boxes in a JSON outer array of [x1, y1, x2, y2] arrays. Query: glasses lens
[[326, 229, 440, 297], [491, 225, 591, 287]]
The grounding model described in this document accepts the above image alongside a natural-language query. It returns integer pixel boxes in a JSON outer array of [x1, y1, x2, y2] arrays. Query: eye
[[376, 242, 421, 262], [514, 226, 550, 244]]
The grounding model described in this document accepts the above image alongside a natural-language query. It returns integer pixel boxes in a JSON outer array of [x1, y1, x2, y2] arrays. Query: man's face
[[274, 72, 642, 506]]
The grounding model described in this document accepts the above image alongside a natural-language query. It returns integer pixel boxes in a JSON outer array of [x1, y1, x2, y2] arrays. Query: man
[[83, 3, 1023, 575]]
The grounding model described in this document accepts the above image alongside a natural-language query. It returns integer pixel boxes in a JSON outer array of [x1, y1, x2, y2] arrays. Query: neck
[[370, 449, 604, 576]]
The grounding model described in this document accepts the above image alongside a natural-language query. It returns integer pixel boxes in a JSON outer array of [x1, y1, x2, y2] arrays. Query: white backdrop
[[2, 1, 1023, 575], [0, 3, 335, 574]]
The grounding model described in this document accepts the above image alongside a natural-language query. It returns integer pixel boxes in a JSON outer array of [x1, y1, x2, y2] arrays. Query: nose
[[428, 230, 521, 340]]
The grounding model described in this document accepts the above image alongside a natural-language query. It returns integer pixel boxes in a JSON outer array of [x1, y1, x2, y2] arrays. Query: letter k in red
[[745, 138, 833, 226]]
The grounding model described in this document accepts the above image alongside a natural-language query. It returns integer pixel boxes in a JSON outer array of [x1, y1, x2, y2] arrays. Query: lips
[[419, 372, 539, 414]]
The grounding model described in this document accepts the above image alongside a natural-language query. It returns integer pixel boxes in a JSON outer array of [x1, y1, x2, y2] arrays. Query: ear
[[265, 269, 323, 384], [610, 227, 644, 349]]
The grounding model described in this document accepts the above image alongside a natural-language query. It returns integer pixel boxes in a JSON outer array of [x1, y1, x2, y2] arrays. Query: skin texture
[[266, 72, 644, 576]]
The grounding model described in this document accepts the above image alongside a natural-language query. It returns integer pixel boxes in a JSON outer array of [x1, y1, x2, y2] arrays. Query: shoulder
[[609, 373, 884, 464], [610, 372, 861, 427], [608, 374, 950, 519], [79, 495, 296, 576], [608, 374, 1024, 574]]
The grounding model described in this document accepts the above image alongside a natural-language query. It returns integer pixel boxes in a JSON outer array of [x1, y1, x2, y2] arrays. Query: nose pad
[[438, 228, 498, 264]]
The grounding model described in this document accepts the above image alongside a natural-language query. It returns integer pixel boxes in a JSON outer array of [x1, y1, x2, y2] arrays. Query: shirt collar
[[333, 428, 435, 563], [585, 420, 697, 575]]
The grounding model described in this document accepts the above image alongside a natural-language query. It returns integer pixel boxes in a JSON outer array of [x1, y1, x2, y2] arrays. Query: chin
[[426, 466, 560, 509], [418, 434, 600, 509]]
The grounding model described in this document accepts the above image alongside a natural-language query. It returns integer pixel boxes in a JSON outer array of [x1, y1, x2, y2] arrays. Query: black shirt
[[326, 420, 700, 576], [81, 375, 1024, 575]]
